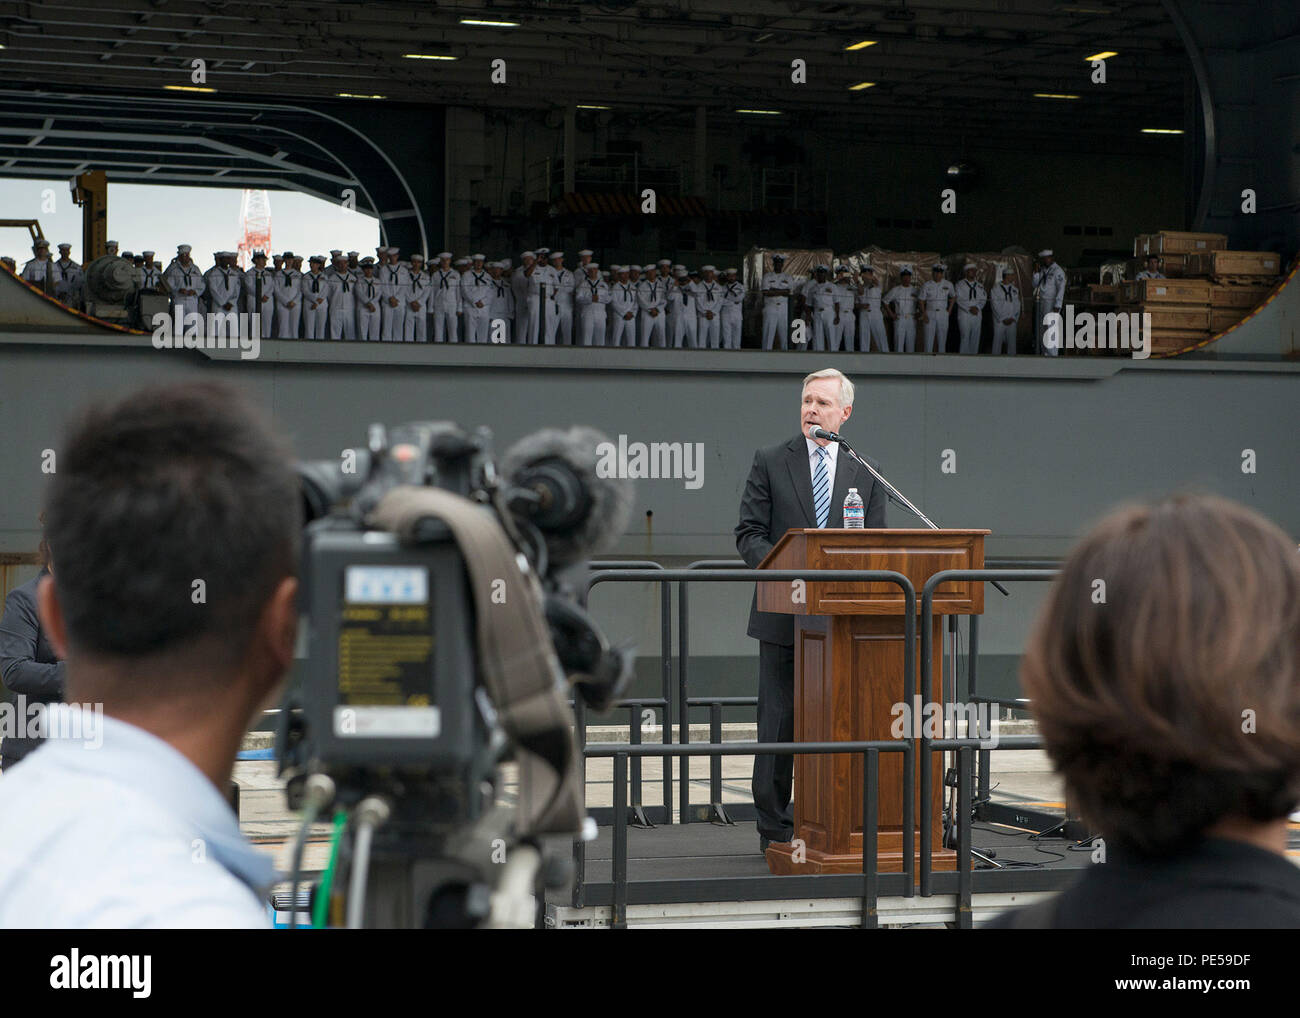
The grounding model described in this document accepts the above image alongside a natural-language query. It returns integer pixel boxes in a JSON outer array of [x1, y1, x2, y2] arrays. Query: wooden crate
[[1149, 329, 1213, 356], [1135, 304, 1211, 331], [1133, 234, 1157, 257], [1089, 283, 1119, 303], [1184, 250, 1282, 277], [1211, 308, 1247, 333], [1150, 231, 1228, 254], [1118, 278, 1210, 305], [1210, 283, 1273, 308]]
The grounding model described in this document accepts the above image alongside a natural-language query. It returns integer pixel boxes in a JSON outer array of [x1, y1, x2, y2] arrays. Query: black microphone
[[807, 424, 841, 442]]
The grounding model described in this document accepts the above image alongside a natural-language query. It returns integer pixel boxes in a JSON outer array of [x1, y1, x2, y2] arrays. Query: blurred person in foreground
[[990, 494, 1300, 928], [0, 513, 66, 770], [0, 382, 300, 928]]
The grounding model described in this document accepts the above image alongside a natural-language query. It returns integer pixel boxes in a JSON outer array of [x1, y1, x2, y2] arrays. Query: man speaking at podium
[[735, 368, 888, 854]]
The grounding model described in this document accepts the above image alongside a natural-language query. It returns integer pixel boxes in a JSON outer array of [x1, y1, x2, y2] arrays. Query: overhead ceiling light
[[163, 85, 216, 93], [404, 53, 458, 61], [576, 104, 611, 110], [1034, 92, 1080, 99], [459, 18, 519, 27], [844, 40, 878, 51], [1141, 128, 1183, 134], [848, 82, 877, 91], [1085, 50, 1118, 61], [337, 93, 386, 99], [736, 108, 783, 115]]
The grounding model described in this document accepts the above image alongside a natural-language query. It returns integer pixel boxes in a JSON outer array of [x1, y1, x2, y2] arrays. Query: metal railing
[[570, 560, 1063, 926]]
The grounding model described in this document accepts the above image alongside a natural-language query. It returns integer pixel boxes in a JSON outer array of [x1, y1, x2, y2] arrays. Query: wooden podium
[[757, 528, 988, 875]]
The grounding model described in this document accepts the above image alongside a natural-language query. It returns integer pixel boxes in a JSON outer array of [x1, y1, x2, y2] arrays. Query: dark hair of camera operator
[[0, 512, 67, 769], [990, 494, 1300, 929], [0, 381, 300, 928]]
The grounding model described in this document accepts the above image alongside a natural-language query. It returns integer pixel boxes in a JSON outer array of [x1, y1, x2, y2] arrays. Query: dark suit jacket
[[735, 434, 888, 646], [0, 568, 66, 763]]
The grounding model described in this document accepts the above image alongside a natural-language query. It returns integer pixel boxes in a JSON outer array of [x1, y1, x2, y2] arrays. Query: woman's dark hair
[[1021, 494, 1300, 856]]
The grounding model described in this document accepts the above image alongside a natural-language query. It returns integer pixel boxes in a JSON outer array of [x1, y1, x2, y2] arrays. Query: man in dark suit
[[735, 368, 888, 853], [0, 535, 66, 769]]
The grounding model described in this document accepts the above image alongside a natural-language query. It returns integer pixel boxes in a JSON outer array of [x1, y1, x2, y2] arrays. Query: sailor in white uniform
[[884, 267, 919, 353], [856, 265, 889, 353], [954, 262, 987, 355], [301, 255, 330, 339], [919, 263, 955, 354], [578, 263, 610, 346], [721, 268, 746, 350], [1032, 249, 1067, 356], [760, 253, 794, 351], [637, 263, 668, 348], [989, 266, 1021, 355]]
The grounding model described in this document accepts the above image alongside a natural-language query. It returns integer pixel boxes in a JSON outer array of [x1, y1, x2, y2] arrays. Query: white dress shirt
[[0, 706, 274, 928], [806, 436, 839, 520]]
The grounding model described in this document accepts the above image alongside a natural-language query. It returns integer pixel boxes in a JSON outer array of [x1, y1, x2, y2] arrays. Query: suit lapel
[[784, 436, 817, 527]]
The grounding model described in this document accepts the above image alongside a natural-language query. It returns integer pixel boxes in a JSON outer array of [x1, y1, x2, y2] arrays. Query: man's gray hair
[[802, 368, 854, 408]]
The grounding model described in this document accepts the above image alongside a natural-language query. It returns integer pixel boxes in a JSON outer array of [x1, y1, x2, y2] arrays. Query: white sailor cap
[[586, 262, 600, 271], [1000, 265, 1014, 276], [963, 262, 977, 270], [521, 250, 536, 259], [536, 247, 550, 255], [1038, 249, 1053, 258], [436, 251, 453, 260], [899, 265, 914, 275], [330, 249, 343, 256], [549, 250, 564, 259], [701, 264, 717, 272], [280, 251, 294, 258], [725, 267, 738, 274], [32, 237, 50, 248], [309, 254, 326, 263], [657, 258, 672, 266], [252, 250, 268, 259], [578, 249, 594, 257], [472, 252, 486, 261], [142, 250, 155, 257], [57, 242, 71, 250], [177, 244, 191, 253], [615, 264, 630, 273], [675, 269, 690, 278], [500, 258, 513, 268], [931, 262, 945, 271], [673, 264, 686, 273], [454, 257, 469, 265], [409, 252, 425, 262], [360, 257, 376, 266], [347, 250, 359, 257]]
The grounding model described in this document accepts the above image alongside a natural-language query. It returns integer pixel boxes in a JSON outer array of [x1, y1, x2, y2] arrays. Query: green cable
[[312, 810, 348, 930]]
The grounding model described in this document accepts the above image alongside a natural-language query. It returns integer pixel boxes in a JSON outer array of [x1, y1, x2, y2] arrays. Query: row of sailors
[[19, 238, 1074, 354], [159, 244, 753, 346], [761, 250, 1068, 355]]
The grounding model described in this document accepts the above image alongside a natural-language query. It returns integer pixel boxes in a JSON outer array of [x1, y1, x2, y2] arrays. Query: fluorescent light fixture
[[736, 108, 782, 115], [404, 53, 458, 61], [848, 81, 877, 91], [1085, 50, 1118, 61], [1034, 92, 1080, 99], [844, 40, 878, 51], [163, 85, 215, 93], [337, 93, 386, 99], [576, 104, 611, 110], [459, 18, 519, 27], [1141, 128, 1184, 134]]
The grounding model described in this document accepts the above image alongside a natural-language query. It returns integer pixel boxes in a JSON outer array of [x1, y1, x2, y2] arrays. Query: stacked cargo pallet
[[1127, 231, 1283, 354]]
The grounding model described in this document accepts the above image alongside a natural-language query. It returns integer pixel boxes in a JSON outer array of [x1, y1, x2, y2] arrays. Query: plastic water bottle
[[843, 487, 865, 528]]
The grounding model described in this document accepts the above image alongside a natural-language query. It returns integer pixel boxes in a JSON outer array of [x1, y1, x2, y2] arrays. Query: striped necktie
[[812, 446, 830, 528]]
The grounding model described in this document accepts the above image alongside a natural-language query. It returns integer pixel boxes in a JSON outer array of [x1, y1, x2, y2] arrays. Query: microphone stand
[[818, 427, 1010, 598]]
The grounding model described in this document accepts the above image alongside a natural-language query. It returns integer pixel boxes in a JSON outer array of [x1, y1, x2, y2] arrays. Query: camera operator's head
[[39, 381, 301, 784], [1022, 494, 1300, 858]]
